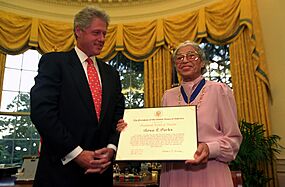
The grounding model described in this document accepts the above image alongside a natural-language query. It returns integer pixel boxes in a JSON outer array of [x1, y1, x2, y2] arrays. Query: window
[[0, 50, 41, 164], [201, 43, 231, 88], [107, 52, 144, 108]]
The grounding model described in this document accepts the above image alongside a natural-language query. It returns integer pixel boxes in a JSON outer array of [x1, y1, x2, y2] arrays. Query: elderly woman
[[117, 41, 242, 187]]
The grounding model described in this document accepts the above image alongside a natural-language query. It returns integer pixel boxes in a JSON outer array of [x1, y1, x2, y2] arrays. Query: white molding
[[0, 0, 221, 23]]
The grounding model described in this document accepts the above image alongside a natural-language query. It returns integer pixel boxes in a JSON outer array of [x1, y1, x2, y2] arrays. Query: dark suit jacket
[[30, 49, 125, 187]]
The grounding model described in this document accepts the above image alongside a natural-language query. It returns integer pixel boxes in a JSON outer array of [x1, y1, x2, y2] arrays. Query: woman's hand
[[185, 143, 209, 165], [116, 119, 127, 132]]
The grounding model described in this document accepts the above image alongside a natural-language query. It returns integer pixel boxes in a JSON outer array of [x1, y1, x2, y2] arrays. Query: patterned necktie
[[86, 58, 102, 121]]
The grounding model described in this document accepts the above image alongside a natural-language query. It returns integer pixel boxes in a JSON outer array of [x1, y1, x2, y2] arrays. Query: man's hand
[[74, 150, 102, 173], [185, 143, 209, 165], [85, 148, 115, 174]]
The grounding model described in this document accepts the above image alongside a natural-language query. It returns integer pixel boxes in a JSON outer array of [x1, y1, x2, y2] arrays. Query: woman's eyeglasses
[[175, 51, 199, 63]]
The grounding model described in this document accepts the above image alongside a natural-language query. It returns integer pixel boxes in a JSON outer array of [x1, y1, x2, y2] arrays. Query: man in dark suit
[[30, 6, 125, 187]]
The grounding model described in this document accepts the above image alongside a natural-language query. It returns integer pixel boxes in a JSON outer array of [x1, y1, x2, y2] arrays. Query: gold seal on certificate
[[115, 106, 197, 161]]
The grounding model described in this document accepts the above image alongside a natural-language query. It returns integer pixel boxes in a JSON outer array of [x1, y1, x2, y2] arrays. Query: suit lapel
[[67, 49, 97, 123]]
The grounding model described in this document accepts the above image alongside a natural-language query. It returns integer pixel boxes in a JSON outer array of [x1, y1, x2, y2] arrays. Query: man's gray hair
[[73, 6, 110, 35]]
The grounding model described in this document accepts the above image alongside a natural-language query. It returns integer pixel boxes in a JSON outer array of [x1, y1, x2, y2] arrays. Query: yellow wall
[[257, 0, 285, 159]]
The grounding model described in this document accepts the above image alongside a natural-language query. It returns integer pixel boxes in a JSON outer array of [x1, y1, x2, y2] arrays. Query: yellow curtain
[[37, 19, 75, 53], [100, 19, 166, 62], [144, 46, 172, 107], [0, 12, 32, 54], [0, 11, 75, 54], [0, 52, 6, 106], [229, 0, 273, 185], [230, 30, 270, 132]]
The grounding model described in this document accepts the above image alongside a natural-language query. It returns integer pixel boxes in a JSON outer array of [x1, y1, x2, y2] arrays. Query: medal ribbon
[[180, 79, 206, 104]]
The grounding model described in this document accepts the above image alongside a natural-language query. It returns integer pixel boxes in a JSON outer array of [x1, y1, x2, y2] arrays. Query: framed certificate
[[115, 106, 197, 161]]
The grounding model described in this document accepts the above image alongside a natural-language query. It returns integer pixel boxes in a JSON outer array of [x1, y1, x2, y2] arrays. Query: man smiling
[[30, 6, 125, 187]]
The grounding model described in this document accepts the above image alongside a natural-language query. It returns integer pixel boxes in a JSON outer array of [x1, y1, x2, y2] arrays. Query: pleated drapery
[[0, 53, 6, 106]]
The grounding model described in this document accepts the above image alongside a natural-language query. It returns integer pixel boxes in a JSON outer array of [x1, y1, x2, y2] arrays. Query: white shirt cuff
[[107, 144, 117, 152], [61, 146, 83, 165]]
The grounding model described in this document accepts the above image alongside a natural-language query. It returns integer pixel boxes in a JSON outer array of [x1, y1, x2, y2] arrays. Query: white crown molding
[[0, 0, 221, 23]]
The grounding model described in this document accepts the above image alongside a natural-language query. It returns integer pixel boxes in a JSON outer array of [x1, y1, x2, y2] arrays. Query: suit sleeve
[[30, 53, 78, 159]]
